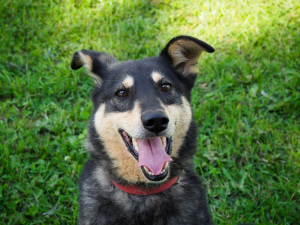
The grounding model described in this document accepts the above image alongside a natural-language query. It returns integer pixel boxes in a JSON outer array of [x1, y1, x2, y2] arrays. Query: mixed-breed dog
[[71, 36, 215, 224]]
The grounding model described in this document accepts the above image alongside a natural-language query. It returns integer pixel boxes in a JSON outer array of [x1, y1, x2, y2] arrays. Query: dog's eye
[[116, 90, 128, 98], [160, 83, 172, 92]]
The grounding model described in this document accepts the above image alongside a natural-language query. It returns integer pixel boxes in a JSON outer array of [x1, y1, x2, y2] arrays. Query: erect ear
[[71, 49, 118, 82], [160, 36, 215, 76]]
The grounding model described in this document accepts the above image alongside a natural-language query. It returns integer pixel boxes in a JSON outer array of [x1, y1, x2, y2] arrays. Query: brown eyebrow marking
[[122, 76, 134, 88], [151, 71, 164, 83]]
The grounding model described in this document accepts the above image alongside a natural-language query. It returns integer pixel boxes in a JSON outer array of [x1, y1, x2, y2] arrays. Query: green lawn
[[1, 0, 299, 224]]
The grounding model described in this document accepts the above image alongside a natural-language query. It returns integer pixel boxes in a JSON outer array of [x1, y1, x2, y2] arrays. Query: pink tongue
[[137, 137, 172, 175]]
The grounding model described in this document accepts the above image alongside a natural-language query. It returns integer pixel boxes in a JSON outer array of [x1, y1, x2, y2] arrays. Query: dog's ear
[[71, 49, 118, 81], [160, 36, 214, 76]]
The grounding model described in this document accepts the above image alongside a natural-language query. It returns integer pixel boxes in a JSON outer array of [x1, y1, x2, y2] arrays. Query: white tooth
[[132, 138, 139, 152], [143, 166, 149, 172], [144, 166, 152, 175], [164, 162, 169, 169], [160, 169, 165, 175], [144, 166, 154, 175], [161, 137, 167, 148]]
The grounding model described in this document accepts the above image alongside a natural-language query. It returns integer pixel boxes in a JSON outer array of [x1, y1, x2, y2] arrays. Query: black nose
[[141, 111, 169, 134]]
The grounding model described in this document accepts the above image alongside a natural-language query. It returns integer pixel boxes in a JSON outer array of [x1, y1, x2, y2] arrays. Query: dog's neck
[[112, 176, 179, 195]]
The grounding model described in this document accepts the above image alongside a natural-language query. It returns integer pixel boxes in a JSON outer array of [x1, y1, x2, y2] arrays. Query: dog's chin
[[118, 129, 173, 182]]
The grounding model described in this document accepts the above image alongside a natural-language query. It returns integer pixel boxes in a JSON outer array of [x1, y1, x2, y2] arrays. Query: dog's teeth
[[160, 169, 166, 175], [164, 162, 169, 170], [143, 166, 150, 173], [161, 137, 167, 148], [143, 166, 155, 176], [132, 138, 139, 152]]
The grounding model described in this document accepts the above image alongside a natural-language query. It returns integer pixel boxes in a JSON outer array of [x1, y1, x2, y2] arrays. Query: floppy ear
[[160, 36, 215, 76], [71, 49, 118, 82]]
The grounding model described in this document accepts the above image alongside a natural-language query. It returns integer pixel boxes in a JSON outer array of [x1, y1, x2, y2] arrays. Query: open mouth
[[119, 129, 172, 181]]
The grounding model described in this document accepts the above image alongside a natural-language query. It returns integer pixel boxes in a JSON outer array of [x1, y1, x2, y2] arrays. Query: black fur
[[72, 36, 215, 225]]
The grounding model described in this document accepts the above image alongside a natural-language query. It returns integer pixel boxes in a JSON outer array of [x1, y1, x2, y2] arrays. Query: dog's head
[[71, 36, 214, 184]]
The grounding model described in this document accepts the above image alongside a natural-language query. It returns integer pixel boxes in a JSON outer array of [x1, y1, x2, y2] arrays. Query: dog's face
[[71, 36, 214, 184]]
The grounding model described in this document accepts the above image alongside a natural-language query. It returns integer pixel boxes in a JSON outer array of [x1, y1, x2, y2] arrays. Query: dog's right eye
[[115, 90, 128, 98], [160, 83, 172, 92]]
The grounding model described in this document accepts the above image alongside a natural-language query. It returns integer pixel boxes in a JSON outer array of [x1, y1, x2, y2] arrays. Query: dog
[[71, 35, 215, 225]]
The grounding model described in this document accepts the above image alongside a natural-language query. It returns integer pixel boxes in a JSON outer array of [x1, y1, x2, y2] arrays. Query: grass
[[0, 0, 299, 224]]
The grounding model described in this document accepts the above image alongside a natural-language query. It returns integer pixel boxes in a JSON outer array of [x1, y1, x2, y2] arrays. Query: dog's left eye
[[116, 90, 128, 98], [160, 83, 172, 92]]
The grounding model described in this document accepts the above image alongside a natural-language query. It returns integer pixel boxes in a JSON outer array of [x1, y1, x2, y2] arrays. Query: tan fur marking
[[151, 71, 163, 83], [78, 51, 92, 70], [79, 51, 102, 83], [188, 64, 199, 75], [94, 103, 149, 183], [123, 76, 134, 89], [161, 96, 192, 158], [168, 40, 205, 75]]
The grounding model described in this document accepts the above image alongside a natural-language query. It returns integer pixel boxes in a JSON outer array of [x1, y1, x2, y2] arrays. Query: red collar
[[112, 176, 178, 195]]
